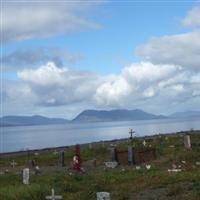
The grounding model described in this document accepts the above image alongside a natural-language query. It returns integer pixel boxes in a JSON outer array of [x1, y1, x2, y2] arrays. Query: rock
[[105, 161, 118, 169], [97, 192, 111, 200]]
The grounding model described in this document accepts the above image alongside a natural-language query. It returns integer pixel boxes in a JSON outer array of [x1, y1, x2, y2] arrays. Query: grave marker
[[89, 143, 93, 149], [45, 189, 62, 200], [105, 161, 118, 169], [11, 160, 17, 168], [110, 147, 118, 162], [184, 135, 191, 149], [129, 129, 135, 140], [96, 192, 111, 200], [23, 168, 29, 185], [73, 145, 82, 172], [59, 151, 65, 167], [128, 146, 135, 165]]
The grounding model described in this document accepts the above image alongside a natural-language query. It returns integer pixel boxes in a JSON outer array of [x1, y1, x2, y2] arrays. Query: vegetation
[[0, 131, 200, 200]]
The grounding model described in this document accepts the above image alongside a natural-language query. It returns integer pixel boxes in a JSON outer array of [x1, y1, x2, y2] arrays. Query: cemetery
[[0, 130, 200, 200]]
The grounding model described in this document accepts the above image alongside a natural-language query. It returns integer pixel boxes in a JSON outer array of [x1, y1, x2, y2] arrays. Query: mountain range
[[0, 109, 200, 126]]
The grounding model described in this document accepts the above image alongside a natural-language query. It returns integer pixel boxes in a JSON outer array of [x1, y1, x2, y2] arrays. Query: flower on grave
[[146, 165, 151, 170]]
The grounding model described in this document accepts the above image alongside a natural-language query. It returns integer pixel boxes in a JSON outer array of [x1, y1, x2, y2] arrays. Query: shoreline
[[1, 129, 199, 157]]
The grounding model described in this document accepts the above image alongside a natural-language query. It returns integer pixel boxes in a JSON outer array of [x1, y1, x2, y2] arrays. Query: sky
[[1, 0, 200, 119]]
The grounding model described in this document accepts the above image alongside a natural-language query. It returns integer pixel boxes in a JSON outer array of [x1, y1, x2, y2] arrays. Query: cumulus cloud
[[2, 1, 102, 43], [17, 62, 101, 106], [135, 31, 200, 70], [94, 62, 187, 108], [135, 5, 200, 71], [182, 5, 200, 28], [3, 61, 200, 117]]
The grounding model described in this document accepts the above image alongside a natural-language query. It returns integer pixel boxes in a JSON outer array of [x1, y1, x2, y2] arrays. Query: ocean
[[1, 117, 200, 153]]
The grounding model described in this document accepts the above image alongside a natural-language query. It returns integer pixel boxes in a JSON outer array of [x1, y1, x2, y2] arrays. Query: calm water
[[1, 118, 200, 153]]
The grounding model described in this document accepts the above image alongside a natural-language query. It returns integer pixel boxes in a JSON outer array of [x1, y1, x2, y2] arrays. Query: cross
[[45, 189, 62, 200], [129, 129, 135, 140], [10, 160, 17, 168]]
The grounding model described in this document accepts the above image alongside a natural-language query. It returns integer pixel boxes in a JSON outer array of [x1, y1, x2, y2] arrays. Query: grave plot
[[134, 148, 156, 164], [114, 147, 156, 165]]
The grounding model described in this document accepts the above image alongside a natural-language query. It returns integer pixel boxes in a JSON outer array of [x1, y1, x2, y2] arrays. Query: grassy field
[[0, 131, 200, 200]]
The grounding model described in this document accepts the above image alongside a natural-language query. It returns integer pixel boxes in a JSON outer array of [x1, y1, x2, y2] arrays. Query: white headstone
[[145, 164, 151, 170], [23, 168, 29, 185], [46, 189, 62, 200], [105, 161, 118, 169], [11, 160, 17, 168], [135, 166, 141, 170], [184, 135, 191, 149], [89, 143, 92, 149], [97, 192, 111, 200], [143, 140, 146, 147]]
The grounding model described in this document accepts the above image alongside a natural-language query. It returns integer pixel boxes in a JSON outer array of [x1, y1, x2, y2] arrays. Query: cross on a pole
[[10, 160, 17, 168], [45, 189, 62, 200], [129, 129, 135, 140]]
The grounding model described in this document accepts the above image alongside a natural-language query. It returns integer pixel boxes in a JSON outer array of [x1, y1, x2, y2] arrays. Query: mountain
[[0, 115, 68, 126], [169, 111, 200, 119], [72, 109, 166, 123]]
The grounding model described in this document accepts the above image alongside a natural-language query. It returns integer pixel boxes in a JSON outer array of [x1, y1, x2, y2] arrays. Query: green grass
[[0, 131, 200, 200]]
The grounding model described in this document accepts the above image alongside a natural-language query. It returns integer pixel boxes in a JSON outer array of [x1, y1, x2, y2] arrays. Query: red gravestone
[[73, 144, 81, 172]]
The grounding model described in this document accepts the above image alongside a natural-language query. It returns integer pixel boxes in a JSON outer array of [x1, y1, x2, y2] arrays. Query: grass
[[0, 131, 200, 199]]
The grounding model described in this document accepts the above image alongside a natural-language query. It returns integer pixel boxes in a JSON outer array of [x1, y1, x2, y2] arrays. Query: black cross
[[129, 129, 135, 140]]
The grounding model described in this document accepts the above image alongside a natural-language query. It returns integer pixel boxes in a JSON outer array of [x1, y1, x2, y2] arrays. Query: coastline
[[1, 129, 199, 157]]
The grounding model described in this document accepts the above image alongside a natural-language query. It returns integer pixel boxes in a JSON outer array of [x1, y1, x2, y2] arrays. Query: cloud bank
[[2, 1, 102, 43]]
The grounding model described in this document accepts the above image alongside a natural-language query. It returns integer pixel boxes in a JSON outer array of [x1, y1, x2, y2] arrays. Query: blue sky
[[2, 0, 200, 118]]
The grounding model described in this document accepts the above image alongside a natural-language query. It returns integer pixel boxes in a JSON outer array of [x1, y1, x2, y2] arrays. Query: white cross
[[45, 189, 62, 200], [11, 160, 17, 168]]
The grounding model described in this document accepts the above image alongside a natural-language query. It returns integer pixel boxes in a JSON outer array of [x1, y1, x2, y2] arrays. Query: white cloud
[[182, 5, 200, 28], [17, 62, 101, 106], [3, 61, 200, 117], [2, 1, 102, 43], [94, 62, 185, 108], [136, 31, 200, 70]]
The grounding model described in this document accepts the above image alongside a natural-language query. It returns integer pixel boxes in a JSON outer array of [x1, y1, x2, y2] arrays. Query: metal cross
[[10, 160, 17, 168], [129, 129, 135, 140], [45, 189, 62, 200]]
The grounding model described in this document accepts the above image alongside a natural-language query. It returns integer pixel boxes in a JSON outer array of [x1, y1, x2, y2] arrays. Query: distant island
[[1, 109, 200, 127]]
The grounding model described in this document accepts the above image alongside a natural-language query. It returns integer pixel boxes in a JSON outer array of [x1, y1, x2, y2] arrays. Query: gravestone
[[128, 146, 136, 165], [143, 140, 146, 147], [97, 192, 111, 200], [46, 189, 62, 200], [11, 160, 17, 168], [89, 143, 93, 149], [73, 145, 81, 172], [31, 159, 36, 167], [129, 129, 135, 140], [184, 135, 191, 149], [110, 147, 118, 162], [117, 150, 128, 165], [34, 166, 40, 175], [105, 161, 118, 169], [134, 148, 156, 164], [59, 151, 65, 167], [23, 168, 29, 185]]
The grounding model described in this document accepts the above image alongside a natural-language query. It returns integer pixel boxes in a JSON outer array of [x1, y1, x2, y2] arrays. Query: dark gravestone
[[59, 151, 65, 167], [128, 146, 136, 165], [117, 150, 127, 165], [110, 147, 118, 162], [134, 148, 156, 164]]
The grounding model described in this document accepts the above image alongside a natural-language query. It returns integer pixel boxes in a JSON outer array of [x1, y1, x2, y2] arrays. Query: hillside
[[0, 115, 68, 126], [72, 109, 166, 123]]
